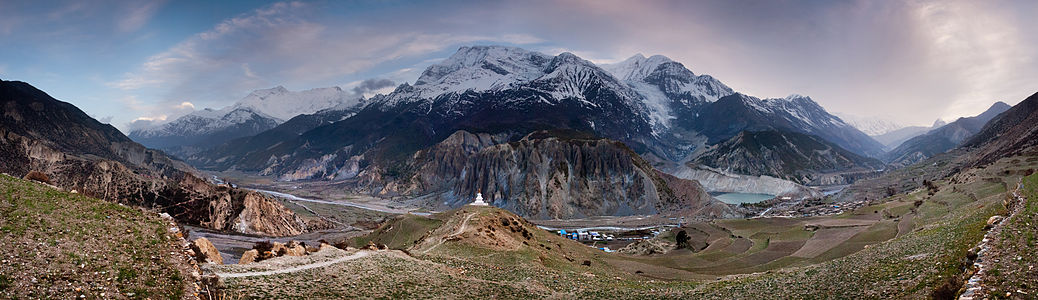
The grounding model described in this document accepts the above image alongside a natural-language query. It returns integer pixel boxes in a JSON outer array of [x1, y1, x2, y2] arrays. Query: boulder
[[987, 215, 1004, 226], [271, 242, 288, 256], [286, 245, 306, 256], [23, 171, 50, 184], [190, 237, 223, 264], [239, 249, 259, 264]]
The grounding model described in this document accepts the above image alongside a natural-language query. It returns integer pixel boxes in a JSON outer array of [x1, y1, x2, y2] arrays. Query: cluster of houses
[[557, 229, 615, 241]]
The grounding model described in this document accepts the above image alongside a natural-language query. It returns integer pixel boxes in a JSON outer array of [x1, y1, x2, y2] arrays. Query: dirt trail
[[213, 250, 373, 278], [421, 212, 476, 254]]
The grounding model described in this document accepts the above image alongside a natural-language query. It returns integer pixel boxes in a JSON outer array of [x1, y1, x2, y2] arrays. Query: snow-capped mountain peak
[[411, 46, 551, 98], [783, 94, 809, 101], [388, 46, 639, 107], [245, 85, 289, 98], [233, 86, 358, 121], [603, 53, 734, 105], [603, 53, 675, 81], [535, 51, 637, 104], [833, 112, 911, 136]]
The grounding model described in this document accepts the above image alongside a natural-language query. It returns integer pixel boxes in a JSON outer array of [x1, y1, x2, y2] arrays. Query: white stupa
[[470, 189, 489, 206]]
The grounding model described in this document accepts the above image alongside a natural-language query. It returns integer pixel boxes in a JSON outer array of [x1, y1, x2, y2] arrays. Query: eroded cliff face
[[0, 129, 316, 236], [379, 131, 734, 220], [666, 165, 822, 199]]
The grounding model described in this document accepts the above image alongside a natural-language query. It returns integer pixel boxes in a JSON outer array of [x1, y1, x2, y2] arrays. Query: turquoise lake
[[712, 193, 775, 204]]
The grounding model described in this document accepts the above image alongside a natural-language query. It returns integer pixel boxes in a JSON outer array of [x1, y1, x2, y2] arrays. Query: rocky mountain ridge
[[129, 85, 363, 157], [961, 92, 1038, 167], [0, 79, 321, 236], [691, 130, 885, 185]]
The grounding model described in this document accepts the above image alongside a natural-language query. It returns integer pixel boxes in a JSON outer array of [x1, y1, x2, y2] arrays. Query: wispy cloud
[[174, 101, 194, 110], [46, 2, 87, 21], [117, 0, 165, 33], [113, 1, 544, 125], [0, 2, 24, 35]]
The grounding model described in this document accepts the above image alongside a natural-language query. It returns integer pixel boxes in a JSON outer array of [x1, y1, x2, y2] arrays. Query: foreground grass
[[0, 174, 190, 299]]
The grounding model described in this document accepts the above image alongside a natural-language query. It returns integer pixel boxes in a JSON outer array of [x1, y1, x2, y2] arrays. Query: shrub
[[23, 171, 50, 184], [930, 276, 962, 300], [0, 274, 11, 290], [675, 230, 691, 249]]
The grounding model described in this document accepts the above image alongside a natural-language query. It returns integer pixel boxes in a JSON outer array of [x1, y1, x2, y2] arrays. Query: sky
[[1, 0, 1035, 133]]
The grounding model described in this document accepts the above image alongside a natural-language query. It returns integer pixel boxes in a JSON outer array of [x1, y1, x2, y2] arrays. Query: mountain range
[[124, 45, 894, 218], [885, 101, 1011, 167], [129, 86, 363, 158], [961, 92, 1038, 167], [0, 44, 1025, 223]]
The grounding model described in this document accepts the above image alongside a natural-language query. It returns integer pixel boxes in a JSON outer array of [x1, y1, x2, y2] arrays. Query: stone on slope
[[190, 237, 223, 264], [239, 249, 259, 264]]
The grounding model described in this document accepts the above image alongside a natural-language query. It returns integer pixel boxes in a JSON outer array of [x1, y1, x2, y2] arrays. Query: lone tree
[[675, 230, 691, 249]]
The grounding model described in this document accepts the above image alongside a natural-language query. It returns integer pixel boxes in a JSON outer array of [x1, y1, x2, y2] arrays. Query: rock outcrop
[[190, 237, 223, 264], [238, 249, 259, 264]]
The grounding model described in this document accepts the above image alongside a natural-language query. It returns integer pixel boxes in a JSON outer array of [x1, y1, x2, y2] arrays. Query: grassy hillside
[[348, 214, 443, 249], [982, 171, 1038, 297], [0, 174, 194, 299]]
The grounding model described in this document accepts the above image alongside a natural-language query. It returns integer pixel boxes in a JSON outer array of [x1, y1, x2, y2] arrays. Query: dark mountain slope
[[886, 101, 1011, 167], [0, 79, 320, 236], [961, 92, 1038, 167], [687, 94, 885, 158], [692, 130, 884, 185], [129, 107, 280, 157]]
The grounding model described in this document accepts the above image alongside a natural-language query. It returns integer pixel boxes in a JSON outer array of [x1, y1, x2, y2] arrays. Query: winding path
[[421, 212, 476, 254]]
